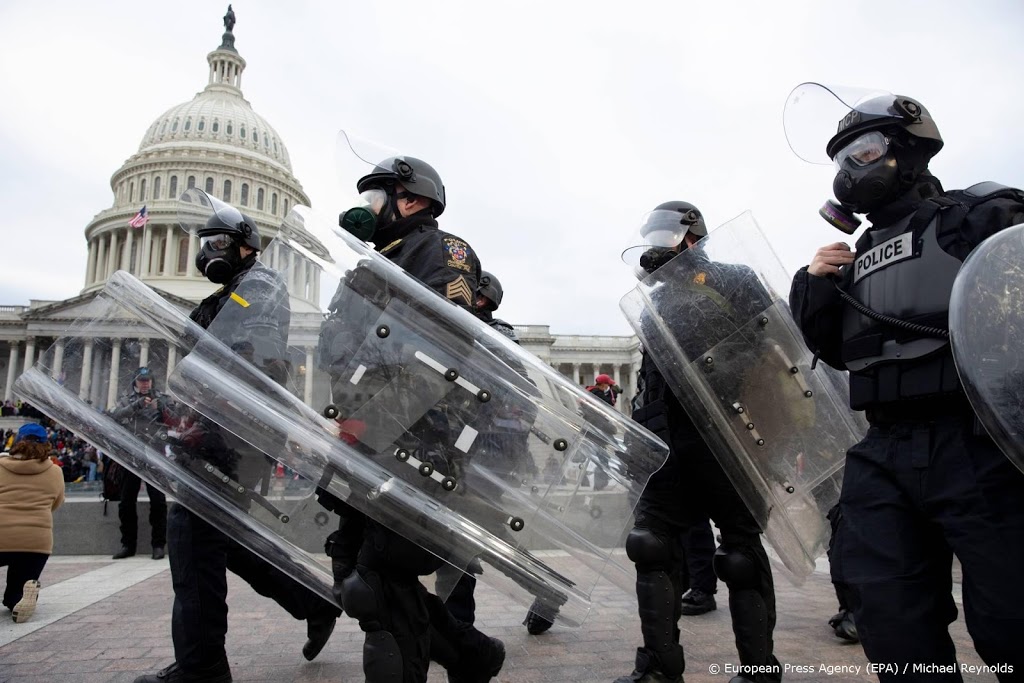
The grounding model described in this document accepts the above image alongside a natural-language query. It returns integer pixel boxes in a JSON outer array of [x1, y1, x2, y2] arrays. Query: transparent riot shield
[[620, 211, 867, 579], [950, 223, 1024, 474], [12, 293, 339, 606], [99, 202, 667, 626]]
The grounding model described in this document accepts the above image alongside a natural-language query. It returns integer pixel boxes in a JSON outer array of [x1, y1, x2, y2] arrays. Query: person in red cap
[[589, 373, 620, 407]]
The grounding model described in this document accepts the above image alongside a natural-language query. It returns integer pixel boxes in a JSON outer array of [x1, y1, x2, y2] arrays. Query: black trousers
[[631, 434, 779, 682], [679, 518, 717, 595], [833, 417, 1024, 683], [0, 552, 49, 608], [119, 470, 167, 549], [166, 503, 339, 672]]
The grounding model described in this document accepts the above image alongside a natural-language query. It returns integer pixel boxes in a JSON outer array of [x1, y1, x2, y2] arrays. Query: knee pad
[[625, 528, 673, 570], [363, 630, 403, 682], [340, 570, 381, 627], [713, 546, 758, 589]]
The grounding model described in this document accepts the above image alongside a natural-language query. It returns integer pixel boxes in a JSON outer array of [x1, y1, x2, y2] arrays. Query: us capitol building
[[0, 12, 640, 415]]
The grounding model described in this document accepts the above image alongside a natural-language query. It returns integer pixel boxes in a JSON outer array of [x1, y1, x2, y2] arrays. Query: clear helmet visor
[[621, 210, 694, 267], [833, 131, 889, 170], [355, 188, 388, 215], [335, 130, 406, 201], [783, 82, 897, 165], [177, 188, 245, 236]]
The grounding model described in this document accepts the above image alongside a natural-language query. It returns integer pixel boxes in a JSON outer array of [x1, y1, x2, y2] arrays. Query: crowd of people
[[1, 422, 99, 484]]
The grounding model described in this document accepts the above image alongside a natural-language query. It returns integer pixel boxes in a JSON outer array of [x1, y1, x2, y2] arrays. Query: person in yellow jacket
[[0, 422, 66, 623]]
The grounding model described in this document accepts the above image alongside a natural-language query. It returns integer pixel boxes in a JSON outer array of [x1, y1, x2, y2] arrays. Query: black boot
[[112, 546, 136, 559], [303, 613, 338, 661], [523, 597, 556, 635], [679, 588, 716, 616], [828, 609, 859, 642], [133, 660, 232, 683], [612, 648, 684, 683]]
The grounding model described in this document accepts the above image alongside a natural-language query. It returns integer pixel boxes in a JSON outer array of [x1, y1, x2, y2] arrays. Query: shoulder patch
[[443, 237, 473, 273], [446, 275, 474, 305]]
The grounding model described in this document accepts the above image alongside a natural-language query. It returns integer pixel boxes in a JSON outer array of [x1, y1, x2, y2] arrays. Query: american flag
[[128, 205, 149, 229]]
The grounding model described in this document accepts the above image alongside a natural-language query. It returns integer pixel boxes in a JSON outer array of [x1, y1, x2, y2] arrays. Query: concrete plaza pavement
[[0, 554, 996, 683]]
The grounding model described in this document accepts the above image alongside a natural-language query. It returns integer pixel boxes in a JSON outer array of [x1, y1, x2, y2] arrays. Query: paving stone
[[0, 554, 1001, 683]]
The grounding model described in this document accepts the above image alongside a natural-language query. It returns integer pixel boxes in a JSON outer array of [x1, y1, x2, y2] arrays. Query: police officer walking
[[788, 84, 1024, 682], [320, 151, 506, 682], [435, 270, 519, 627], [135, 196, 340, 683], [616, 201, 781, 683], [109, 367, 169, 561]]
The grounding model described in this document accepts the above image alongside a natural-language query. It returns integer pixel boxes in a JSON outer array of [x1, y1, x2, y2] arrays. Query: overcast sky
[[2, 0, 1022, 335]]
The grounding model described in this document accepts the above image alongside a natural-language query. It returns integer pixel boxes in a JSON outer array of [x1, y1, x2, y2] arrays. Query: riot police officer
[[321, 154, 505, 682], [616, 201, 781, 683], [474, 271, 518, 341], [435, 270, 519, 627], [109, 366, 169, 561], [789, 86, 1024, 681], [136, 200, 340, 683]]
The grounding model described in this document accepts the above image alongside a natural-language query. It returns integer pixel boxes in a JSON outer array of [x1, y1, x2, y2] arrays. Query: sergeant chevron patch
[[446, 276, 474, 305]]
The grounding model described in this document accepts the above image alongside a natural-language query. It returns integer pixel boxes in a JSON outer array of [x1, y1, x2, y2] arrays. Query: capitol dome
[[137, 60, 293, 173], [80, 19, 316, 305]]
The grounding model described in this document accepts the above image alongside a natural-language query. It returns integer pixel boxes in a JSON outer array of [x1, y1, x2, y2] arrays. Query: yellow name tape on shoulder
[[230, 292, 250, 307]]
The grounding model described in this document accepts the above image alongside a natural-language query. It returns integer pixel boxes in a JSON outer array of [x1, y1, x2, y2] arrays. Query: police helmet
[[826, 94, 943, 162], [198, 208, 262, 251], [649, 201, 708, 238], [357, 156, 446, 217], [478, 271, 504, 310]]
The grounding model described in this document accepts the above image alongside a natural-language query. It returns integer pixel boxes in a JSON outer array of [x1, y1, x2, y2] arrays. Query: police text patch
[[444, 237, 472, 273], [446, 276, 474, 305], [853, 232, 914, 283]]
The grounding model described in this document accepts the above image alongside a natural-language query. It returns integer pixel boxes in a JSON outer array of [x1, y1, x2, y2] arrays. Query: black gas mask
[[830, 131, 902, 216], [638, 247, 679, 274], [196, 233, 243, 284]]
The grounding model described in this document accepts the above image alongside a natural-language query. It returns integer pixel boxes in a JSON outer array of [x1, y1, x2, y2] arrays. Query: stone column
[[51, 340, 65, 381], [90, 343, 106, 407], [4, 342, 20, 401], [139, 338, 150, 368], [618, 363, 632, 414], [106, 339, 122, 410], [166, 344, 177, 379], [186, 233, 198, 277], [85, 240, 98, 285], [287, 249, 296, 291], [124, 227, 135, 276], [107, 229, 120, 278], [304, 347, 315, 406], [95, 235, 107, 284], [79, 338, 94, 400], [141, 224, 153, 276], [23, 338, 36, 373], [162, 226, 175, 276]]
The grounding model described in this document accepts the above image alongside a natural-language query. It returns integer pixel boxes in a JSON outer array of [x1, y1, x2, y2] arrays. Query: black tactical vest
[[840, 182, 1021, 410]]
